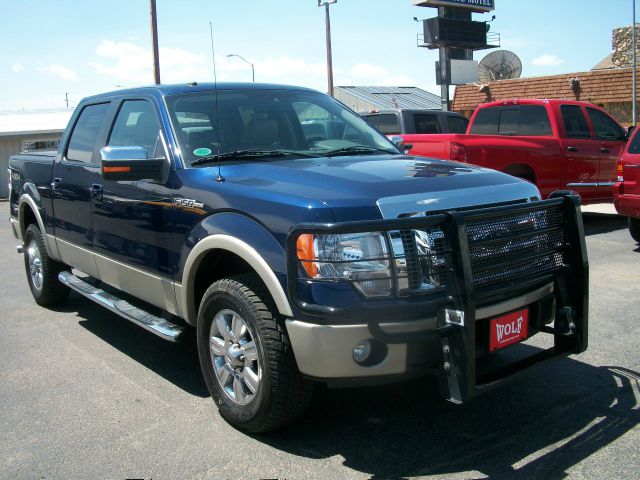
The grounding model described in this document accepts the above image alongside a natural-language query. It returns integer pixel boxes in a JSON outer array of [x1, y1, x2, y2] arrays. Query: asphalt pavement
[[1, 201, 638, 480]]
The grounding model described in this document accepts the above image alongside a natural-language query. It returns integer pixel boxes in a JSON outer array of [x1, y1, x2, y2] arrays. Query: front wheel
[[629, 218, 640, 243], [23, 224, 70, 306], [197, 274, 313, 433]]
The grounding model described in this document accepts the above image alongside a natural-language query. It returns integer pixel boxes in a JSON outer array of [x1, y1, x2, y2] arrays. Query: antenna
[[478, 50, 523, 83], [209, 20, 224, 183]]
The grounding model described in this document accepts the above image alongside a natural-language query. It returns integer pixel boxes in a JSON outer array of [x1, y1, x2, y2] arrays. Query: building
[[0, 109, 73, 198], [333, 86, 441, 113], [452, 68, 636, 124], [452, 25, 640, 125]]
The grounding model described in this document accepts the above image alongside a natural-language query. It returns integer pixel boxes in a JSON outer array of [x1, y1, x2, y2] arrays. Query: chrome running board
[[58, 271, 185, 342]]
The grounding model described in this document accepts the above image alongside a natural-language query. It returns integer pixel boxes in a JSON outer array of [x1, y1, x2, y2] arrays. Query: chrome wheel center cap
[[226, 343, 244, 368]]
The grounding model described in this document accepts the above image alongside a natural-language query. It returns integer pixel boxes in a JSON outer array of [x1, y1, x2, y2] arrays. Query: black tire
[[196, 274, 313, 433], [23, 224, 70, 306], [630, 218, 640, 243]]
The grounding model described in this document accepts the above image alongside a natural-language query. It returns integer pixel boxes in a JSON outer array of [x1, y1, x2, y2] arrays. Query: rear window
[[470, 105, 551, 136], [414, 114, 441, 134], [561, 105, 591, 139], [447, 115, 469, 134], [376, 114, 401, 135]]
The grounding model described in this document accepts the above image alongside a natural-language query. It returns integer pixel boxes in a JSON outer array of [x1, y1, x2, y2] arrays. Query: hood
[[223, 155, 541, 221]]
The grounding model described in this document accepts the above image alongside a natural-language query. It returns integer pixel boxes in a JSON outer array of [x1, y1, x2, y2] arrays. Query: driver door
[[90, 98, 178, 312]]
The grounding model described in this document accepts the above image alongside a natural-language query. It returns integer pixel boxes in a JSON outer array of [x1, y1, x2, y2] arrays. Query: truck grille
[[390, 203, 569, 297], [466, 204, 568, 290]]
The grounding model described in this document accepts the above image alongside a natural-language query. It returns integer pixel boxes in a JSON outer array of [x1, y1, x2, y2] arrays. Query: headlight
[[296, 232, 392, 297]]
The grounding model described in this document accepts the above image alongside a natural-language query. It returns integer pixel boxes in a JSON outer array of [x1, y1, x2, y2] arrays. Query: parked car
[[614, 126, 640, 242], [9, 83, 588, 433], [400, 99, 628, 205], [360, 109, 469, 135]]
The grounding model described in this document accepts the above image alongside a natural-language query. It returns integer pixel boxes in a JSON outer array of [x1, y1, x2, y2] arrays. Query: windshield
[[165, 89, 399, 166]]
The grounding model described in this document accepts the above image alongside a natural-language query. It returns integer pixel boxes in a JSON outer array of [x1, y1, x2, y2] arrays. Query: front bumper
[[286, 196, 589, 402]]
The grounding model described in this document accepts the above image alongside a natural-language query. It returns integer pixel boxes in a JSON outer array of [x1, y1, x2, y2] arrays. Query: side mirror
[[388, 135, 413, 154], [100, 146, 166, 182], [627, 125, 636, 141]]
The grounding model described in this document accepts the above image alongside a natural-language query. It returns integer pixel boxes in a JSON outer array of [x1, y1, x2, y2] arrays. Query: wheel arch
[[18, 193, 61, 260], [179, 234, 293, 326], [503, 164, 537, 184]]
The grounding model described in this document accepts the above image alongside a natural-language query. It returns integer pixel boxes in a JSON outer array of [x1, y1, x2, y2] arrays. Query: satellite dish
[[478, 50, 523, 83]]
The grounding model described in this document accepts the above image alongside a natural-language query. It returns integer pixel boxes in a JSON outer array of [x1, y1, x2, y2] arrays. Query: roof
[[592, 53, 614, 70], [452, 68, 635, 111], [86, 82, 320, 102], [334, 86, 441, 110], [0, 108, 74, 137]]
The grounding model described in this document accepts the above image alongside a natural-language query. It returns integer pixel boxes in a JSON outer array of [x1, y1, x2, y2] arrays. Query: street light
[[318, 0, 337, 96], [226, 54, 255, 82]]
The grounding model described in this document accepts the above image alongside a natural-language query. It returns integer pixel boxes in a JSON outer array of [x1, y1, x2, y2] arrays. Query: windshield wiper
[[191, 149, 317, 166], [319, 146, 398, 158]]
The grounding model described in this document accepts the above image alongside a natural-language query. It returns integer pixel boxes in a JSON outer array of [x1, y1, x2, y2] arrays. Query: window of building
[[22, 139, 60, 152]]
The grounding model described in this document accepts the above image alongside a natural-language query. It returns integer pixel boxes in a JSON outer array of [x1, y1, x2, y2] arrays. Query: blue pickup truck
[[8, 83, 588, 432]]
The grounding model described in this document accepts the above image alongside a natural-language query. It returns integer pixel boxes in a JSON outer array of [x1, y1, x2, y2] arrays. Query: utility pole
[[633, 0, 637, 126], [318, 0, 337, 96], [65, 92, 69, 108], [150, 0, 161, 85]]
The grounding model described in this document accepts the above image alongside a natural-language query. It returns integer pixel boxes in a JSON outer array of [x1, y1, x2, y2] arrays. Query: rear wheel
[[629, 218, 640, 243], [23, 224, 70, 306], [197, 274, 313, 433]]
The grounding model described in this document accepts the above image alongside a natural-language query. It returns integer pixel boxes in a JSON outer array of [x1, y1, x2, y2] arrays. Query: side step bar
[[58, 271, 186, 342]]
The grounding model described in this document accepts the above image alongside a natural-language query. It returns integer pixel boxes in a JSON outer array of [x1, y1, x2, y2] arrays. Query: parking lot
[[0, 200, 638, 480]]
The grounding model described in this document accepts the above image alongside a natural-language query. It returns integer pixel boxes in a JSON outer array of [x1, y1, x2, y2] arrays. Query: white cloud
[[89, 40, 210, 85], [347, 63, 415, 86], [532, 54, 564, 67], [40, 64, 79, 81], [11, 64, 24, 73]]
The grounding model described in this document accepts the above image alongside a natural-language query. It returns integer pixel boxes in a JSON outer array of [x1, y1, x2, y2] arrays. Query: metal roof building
[[333, 86, 441, 113], [0, 109, 73, 198]]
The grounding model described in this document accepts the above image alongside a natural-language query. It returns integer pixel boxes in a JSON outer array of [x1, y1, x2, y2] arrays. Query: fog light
[[353, 340, 372, 364]]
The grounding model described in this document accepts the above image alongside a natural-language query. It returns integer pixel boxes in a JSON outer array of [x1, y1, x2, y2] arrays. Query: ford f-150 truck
[[8, 83, 588, 433], [402, 99, 627, 204]]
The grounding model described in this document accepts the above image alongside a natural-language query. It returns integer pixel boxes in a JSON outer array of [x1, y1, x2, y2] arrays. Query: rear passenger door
[[559, 105, 602, 202], [51, 102, 110, 278], [90, 98, 178, 312]]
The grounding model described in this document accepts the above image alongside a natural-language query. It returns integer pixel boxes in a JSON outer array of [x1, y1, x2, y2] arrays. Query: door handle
[[567, 146, 578, 152], [601, 147, 610, 154], [90, 183, 104, 199], [51, 178, 62, 192]]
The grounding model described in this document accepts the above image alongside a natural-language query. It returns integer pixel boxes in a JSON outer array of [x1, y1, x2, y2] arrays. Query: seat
[[241, 118, 279, 149]]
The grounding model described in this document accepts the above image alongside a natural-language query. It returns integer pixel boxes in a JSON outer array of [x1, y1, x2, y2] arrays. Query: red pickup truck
[[403, 99, 627, 204]]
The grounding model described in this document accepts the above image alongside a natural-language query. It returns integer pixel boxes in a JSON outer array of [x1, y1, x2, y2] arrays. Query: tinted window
[[561, 105, 591, 139], [108, 100, 162, 157], [498, 109, 519, 135], [66, 103, 109, 163], [376, 114, 401, 135], [587, 107, 625, 141], [447, 115, 469, 134], [414, 114, 441, 134], [470, 107, 499, 135], [361, 115, 379, 131], [517, 106, 552, 136]]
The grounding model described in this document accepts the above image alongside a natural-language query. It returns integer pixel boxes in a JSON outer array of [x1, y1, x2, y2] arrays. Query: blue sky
[[0, 0, 632, 110]]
